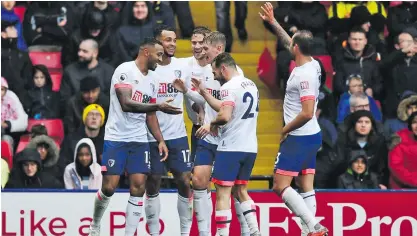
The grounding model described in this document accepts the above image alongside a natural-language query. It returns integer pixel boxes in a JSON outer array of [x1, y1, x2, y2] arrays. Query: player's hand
[[280, 132, 288, 144], [158, 141, 169, 162], [197, 110, 205, 125], [259, 2, 275, 24], [210, 124, 219, 137], [158, 98, 182, 114], [196, 123, 211, 139], [379, 184, 387, 190], [173, 78, 188, 94], [191, 77, 206, 95]]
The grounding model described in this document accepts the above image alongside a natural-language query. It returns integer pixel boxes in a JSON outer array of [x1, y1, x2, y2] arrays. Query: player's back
[[218, 75, 259, 153], [105, 61, 158, 142]]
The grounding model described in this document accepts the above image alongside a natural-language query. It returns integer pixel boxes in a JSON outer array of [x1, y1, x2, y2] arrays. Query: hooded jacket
[[63, 138, 102, 189], [1, 84, 28, 133], [26, 135, 61, 181], [384, 94, 417, 140], [22, 65, 60, 119], [5, 148, 62, 189]]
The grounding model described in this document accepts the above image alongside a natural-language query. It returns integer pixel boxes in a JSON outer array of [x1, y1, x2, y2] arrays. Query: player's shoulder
[[294, 60, 320, 80], [115, 61, 135, 72], [236, 65, 245, 76]]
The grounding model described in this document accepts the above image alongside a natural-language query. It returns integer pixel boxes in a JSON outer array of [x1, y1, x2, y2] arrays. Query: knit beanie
[[350, 5, 371, 27], [82, 104, 105, 126]]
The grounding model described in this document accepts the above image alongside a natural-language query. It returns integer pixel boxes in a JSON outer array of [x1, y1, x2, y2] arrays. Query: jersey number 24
[[242, 91, 259, 119]]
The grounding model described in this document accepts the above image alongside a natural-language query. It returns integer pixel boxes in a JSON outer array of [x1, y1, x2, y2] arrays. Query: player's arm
[[210, 104, 233, 126], [191, 78, 222, 112], [259, 2, 292, 51], [146, 112, 169, 161], [173, 78, 206, 106]]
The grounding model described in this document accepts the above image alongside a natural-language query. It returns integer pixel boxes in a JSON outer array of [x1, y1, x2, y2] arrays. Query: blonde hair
[[203, 31, 226, 48]]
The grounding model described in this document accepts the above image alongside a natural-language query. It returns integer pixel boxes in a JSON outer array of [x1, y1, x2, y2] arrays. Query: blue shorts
[[102, 141, 150, 175], [274, 132, 322, 176], [194, 140, 218, 166], [149, 136, 191, 175], [211, 151, 257, 186]]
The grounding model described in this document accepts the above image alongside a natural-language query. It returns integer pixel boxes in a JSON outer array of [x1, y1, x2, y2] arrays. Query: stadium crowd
[[1, 1, 417, 191]]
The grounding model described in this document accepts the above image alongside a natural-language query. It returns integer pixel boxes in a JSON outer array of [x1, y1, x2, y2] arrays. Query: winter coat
[[64, 138, 102, 189], [26, 135, 62, 182], [1, 7, 28, 51], [5, 148, 62, 189], [333, 44, 382, 98], [81, 2, 120, 30], [388, 129, 417, 189], [1, 90, 28, 133], [387, 2, 417, 40], [22, 65, 60, 119], [336, 92, 382, 123], [337, 169, 380, 189], [383, 95, 417, 140], [64, 92, 109, 134]]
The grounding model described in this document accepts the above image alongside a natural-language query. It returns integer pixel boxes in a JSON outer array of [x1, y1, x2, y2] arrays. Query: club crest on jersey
[[120, 73, 127, 81], [108, 159, 115, 167], [132, 90, 152, 103], [300, 81, 309, 90], [174, 70, 182, 79]]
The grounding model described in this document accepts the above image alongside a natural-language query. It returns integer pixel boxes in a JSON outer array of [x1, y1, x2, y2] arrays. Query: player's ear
[[143, 47, 149, 57]]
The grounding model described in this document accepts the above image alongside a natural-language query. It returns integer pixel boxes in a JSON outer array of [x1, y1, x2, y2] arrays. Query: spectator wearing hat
[[59, 104, 105, 170], [60, 39, 114, 105], [379, 28, 417, 118], [64, 75, 109, 134], [1, 1, 27, 51], [387, 1, 417, 49], [1, 20, 32, 99], [388, 111, 417, 189]]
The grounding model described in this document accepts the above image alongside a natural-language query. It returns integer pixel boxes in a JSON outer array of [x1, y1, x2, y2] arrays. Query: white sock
[[178, 194, 193, 236], [300, 191, 317, 236], [193, 189, 210, 235], [240, 200, 260, 234], [281, 187, 319, 232], [215, 209, 232, 236], [92, 189, 111, 227], [234, 198, 250, 236], [145, 193, 160, 236], [207, 192, 213, 235], [125, 196, 143, 236]]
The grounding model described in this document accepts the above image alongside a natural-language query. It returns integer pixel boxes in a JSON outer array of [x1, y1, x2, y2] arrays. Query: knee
[[233, 185, 247, 200], [272, 182, 283, 196], [101, 184, 116, 197], [145, 175, 161, 195], [192, 173, 209, 190], [130, 182, 146, 197], [175, 172, 191, 196]]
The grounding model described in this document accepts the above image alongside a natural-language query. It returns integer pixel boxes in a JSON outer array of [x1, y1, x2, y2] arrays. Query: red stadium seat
[[13, 6, 26, 22], [16, 134, 61, 153], [390, 1, 402, 7], [50, 72, 63, 92], [27, 119, 64, 143], [1, 141, 13, 169], [29, 51, 62, 70]]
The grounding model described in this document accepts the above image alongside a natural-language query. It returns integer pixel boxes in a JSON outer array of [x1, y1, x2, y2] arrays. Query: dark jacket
[[334, 44, 382, 98], [64, 92, 109, 134], [1, 7, 28, 51], [151, 1, 176, 30], [82, 2, 120, 30], [22, 65, 60, 119], [5, 148, 62, 189], [59, 60, 114, 105], [387, 2, 417, 40]]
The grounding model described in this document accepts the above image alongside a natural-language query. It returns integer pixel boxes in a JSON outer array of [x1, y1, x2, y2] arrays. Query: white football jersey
[[104, 61, 158, 142], [217, 75, 258, 153], [283, 58, 321, 136], [147, 57, 188, 141]]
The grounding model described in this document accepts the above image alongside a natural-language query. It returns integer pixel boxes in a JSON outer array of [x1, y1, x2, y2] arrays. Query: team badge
[[108, 159, 115, 167], [120, 73, 127, 81], [174, 70, 182, 79]]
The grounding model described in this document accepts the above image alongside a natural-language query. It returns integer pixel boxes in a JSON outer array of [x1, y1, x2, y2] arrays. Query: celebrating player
[[193, 52, 261, 236], [260, 2, 328, 236], [144, 25, 193, 236], [88, 38, 182, 236]]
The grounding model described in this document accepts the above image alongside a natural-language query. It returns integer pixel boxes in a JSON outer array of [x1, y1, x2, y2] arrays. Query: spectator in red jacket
[[388, 111, 417, 189]]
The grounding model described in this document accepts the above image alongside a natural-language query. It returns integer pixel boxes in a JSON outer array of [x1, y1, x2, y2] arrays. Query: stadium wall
[[2, 190, 417, 236]]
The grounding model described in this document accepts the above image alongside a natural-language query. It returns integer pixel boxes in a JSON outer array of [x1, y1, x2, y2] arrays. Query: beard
[[148, 61, 157, 71], [215, 75, 227, 86], [79, 57, 93, 67]]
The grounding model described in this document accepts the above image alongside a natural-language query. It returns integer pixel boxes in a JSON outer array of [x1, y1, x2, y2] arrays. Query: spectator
[[333, 27, 383, 99], [141, 1, 176, 29], [61, 9, 114, 67], [30, 124, 48, 138], [1, 77, 28, 148], [23, 2, 74, 46], [1, 20, 32, 99], [387, 2, 417, 48], [337, 150, 381, 189], [215, 1, 248, 52], [335, 110, 388, 185], [22, 65, 60, 119], [59, 104, 105, 170], [1, 1, 27, 51], [384, 91, 417, 140], [380, 28, 417, 118], [169, 2, 195, 38], [388, 111, 417, 189], [64, 76, 109, 134], [60, 39, 113, 106], [1, 157, 10, 188], [82, 1, 120, 30], [114, 1, 155, 66], [26, 134, 61, 182], [64, 138, 102, 189], [5, 148, 62, 189], [337, 77, 382, 124]]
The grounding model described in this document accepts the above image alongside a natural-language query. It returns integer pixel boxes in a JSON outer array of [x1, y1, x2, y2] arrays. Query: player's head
[[203, 31, 226, 63], [211, 52, 237, 85], [78, 39, 99, 65], [289, 30, 313, 57], [138, 37, 164, 71], [191, 26, 211, 60], [154, 24, 176, 57]]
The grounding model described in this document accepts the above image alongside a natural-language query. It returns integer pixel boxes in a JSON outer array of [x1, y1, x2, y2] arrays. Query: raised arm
[[191, 78, 222, 112], [259, 2, 292, 50]]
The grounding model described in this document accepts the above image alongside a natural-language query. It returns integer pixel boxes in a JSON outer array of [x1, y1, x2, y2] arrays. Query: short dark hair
[[349, 26, 367, 37], [203, 31, 226, 48], [31, 125, 48, 138], [139, 37, 162, 51], [292, 30, 314, 55], [212, 52, 237, 69], [192, 26, 211, 37], [153, 24, 175, 38]]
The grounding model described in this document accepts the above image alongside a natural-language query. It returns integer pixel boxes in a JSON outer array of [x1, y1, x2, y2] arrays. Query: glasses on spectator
[[354, 104, 370, 109], [87, 112, 101, 118], [349, 84, 364, 88]]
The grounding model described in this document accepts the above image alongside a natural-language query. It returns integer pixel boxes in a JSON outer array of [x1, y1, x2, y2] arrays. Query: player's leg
[[297, 174, 316, 236], [232, 187, 250, 236], [124, 142, 151, 236], [145, 141, 164, 236], [168, 137, 193, 236], [234, 152, 261, 235], [89, 141, 125, 235]]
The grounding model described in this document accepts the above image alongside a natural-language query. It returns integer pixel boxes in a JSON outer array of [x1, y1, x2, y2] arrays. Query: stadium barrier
[[2, 189, 417, 236]]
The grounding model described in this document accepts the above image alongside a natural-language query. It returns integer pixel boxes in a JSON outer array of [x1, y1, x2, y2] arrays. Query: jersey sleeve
[[112, 67, 132, 89], [297, 72, 317, 102], [220, 85, 237, 107]]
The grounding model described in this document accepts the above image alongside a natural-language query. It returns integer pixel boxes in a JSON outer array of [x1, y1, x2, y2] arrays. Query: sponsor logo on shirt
[[132, 90, 153, 103], [158, 83, 179, 98], [300, 81, 309, 90], [206, 88, 221, 100], [221, 90, 229, 98]]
